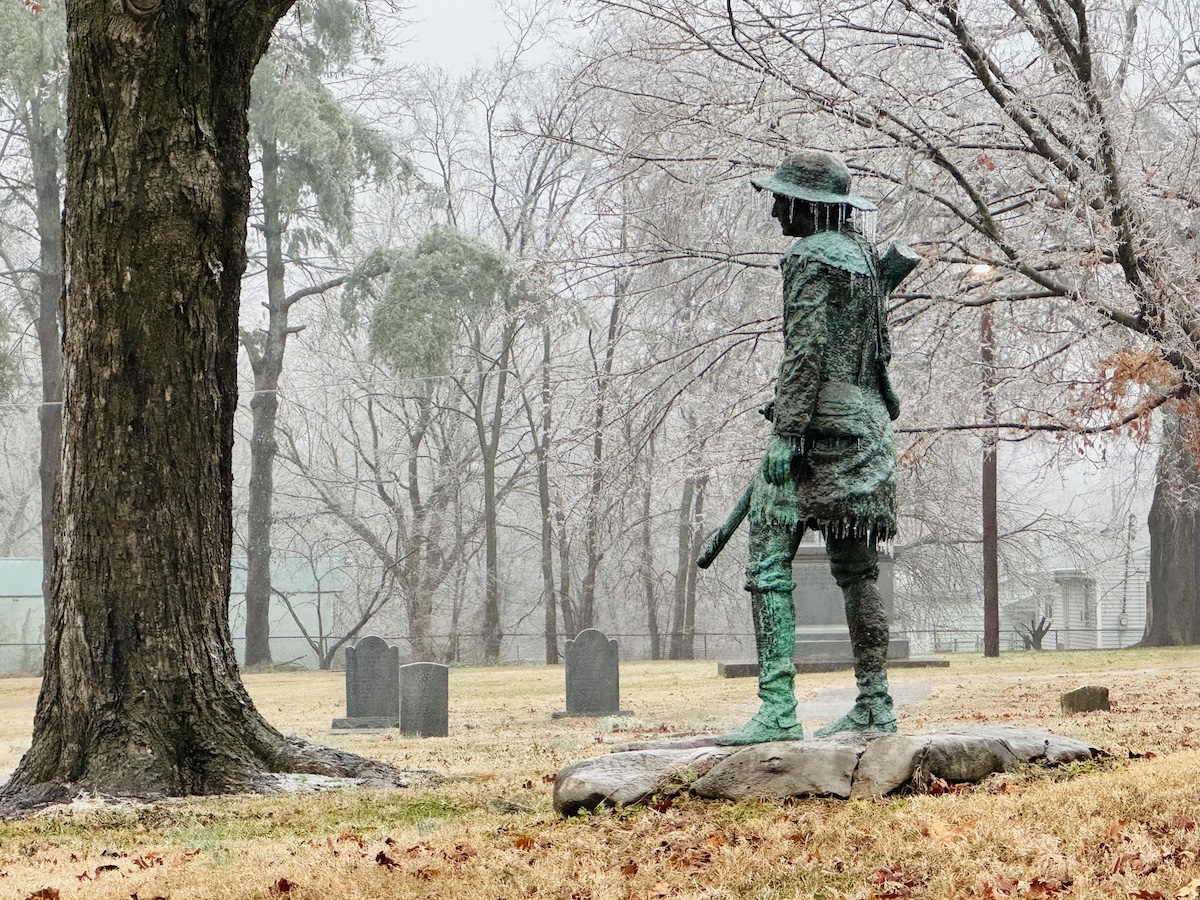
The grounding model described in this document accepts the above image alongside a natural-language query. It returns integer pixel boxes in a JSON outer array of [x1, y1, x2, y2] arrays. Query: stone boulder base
[[553, 726, 1101, 816]]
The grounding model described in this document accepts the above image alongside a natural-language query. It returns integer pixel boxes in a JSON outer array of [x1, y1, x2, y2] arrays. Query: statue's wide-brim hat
[[751, 149, 876, 211]]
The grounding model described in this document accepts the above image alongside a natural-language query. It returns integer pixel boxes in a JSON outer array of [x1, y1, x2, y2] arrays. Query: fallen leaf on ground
[[982, 877, 1019, 899], [921, 819, 975, 846], [1027, 877, 1071, 898], [870, 865, 917, 898]]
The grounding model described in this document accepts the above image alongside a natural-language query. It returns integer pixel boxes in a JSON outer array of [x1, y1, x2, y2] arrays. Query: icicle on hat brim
[[751, 149, 877, 211]]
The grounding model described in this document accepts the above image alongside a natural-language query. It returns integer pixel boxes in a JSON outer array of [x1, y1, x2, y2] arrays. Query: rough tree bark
[[1144, 411, 1200, 646], [1, 0, 403, 812]]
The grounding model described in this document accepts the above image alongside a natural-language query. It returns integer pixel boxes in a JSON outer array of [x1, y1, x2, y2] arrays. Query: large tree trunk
[[555, 497, 576, 639], [641, 436, 661, 660], [980, 306, 1000, 657], [478, 322, 514, 663], [669, 475, 697, 660], [683, 472, 707, 656], [2, 0, 400, 811], [27, 90, 63, 633], [241, 138, 289, 669], [536, 325, 559, 664], [1144, 411, 1200, 646], [579, 292, 622, 634]]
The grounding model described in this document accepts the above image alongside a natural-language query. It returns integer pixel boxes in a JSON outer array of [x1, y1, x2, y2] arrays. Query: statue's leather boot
[[815, 578, 897, 737], [717, 590, 804, 745]]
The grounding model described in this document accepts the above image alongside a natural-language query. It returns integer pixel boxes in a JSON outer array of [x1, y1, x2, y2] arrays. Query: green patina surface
[[761, 229, 898, 542], [711, 157, 919, 744]]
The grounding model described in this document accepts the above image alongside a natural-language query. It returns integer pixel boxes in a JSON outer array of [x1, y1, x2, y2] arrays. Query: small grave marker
[[1061, 684, 1110, 714], [400, 662, 449, 737], [553, 628, 630, 718], [331, 635, 400, 731]]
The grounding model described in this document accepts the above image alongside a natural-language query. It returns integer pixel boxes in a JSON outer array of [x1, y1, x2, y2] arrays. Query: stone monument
[[331, 635, 400, 731], [697, 149, 921, 744], [553, 628, 629, 718], [400, 662, 450, 737]]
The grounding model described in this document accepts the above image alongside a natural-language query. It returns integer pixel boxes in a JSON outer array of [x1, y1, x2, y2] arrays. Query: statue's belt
[[804, 434, 861, 452]]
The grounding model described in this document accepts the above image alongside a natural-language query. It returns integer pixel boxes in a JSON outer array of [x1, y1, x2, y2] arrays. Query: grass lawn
[[1, 648, 1200, 898]]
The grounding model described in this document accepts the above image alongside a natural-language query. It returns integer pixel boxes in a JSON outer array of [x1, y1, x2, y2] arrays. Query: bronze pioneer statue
[[700, 150, 919, 745]]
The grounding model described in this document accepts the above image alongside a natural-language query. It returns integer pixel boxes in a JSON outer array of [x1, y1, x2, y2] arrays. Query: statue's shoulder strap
[[783, 231, 873, 276]]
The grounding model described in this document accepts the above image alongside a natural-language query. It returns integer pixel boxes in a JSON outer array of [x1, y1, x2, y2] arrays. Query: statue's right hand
[[762, 435, 795, 486]]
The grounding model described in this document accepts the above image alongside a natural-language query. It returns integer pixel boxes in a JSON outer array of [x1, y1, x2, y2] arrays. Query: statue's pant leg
[[716, 518, 803, 744], [815, 536, 896, 736], [746, 521, 802, 721]]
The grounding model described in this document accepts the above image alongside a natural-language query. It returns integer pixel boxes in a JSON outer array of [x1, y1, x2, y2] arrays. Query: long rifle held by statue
[[696, 481, 754, 569]]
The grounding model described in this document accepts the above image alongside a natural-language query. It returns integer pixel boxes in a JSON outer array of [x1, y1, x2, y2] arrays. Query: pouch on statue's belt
[[807, 381, 872, 439]]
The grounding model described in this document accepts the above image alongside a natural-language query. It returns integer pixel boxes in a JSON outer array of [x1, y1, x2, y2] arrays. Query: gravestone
[[331, 635, 400, 731], [719, 543, 921, 675], [793, 545, 906, 660], [553, 628, 630, 718], [400, 662, 449, 737], [1061, 684, 1110, 714]]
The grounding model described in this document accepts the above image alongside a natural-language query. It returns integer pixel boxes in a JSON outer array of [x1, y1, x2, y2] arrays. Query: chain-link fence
[[903, 627, 1146, 655], [0, 626, 1149, 677], [0, 644, 43, 676]]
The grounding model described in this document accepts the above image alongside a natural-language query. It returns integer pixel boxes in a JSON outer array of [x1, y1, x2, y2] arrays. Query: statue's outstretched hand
[[762, 434, 795, 486]]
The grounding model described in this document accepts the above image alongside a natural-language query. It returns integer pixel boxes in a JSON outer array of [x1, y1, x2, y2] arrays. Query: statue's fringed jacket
[[750, 228, 900, 544]]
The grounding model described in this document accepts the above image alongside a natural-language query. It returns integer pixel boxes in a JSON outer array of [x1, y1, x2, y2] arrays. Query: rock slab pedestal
[[553, 726, 1101, 817]]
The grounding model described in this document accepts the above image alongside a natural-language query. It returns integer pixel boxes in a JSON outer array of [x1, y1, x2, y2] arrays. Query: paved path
[[798, 680, 934, 722]]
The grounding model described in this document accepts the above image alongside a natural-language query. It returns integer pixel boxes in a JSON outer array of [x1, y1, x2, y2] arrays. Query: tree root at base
[[0, 737, 435, 819]]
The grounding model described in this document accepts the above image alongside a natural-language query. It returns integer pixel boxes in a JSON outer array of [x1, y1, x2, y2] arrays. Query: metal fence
[[902, 627, 1147, 655], [0, 627, 1150, 676], [0, 644, 43, 676]]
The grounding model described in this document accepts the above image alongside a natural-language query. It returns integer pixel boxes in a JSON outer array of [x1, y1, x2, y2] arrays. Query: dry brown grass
[[2, 648, 1200, 899]]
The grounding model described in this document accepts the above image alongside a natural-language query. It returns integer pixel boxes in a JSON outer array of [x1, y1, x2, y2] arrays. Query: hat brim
[[751, 174, 876, 211]]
